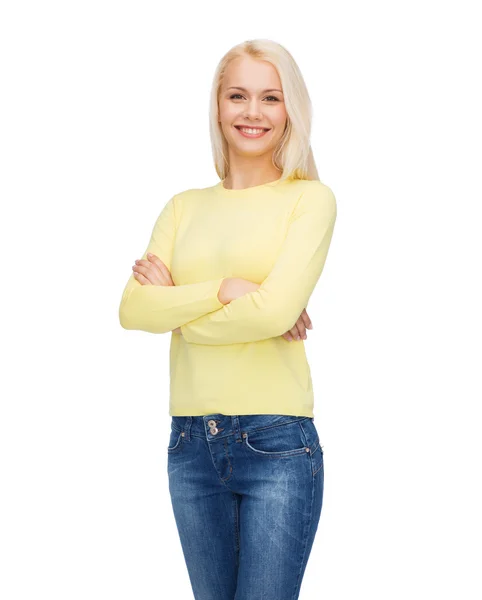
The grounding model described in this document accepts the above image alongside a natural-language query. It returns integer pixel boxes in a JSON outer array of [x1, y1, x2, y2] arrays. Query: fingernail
[[147, 253, 152, 257], [307, 324, 313, 329]]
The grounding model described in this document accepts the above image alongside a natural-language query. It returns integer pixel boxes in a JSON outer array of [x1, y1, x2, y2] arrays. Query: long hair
[[209, 39, 320, 183]]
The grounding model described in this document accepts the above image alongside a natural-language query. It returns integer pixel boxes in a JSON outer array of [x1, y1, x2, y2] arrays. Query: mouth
[[234, 125, 271, 139]]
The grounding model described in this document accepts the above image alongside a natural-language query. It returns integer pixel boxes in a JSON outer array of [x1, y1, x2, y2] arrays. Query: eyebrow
[[227, 86, 283, 94]]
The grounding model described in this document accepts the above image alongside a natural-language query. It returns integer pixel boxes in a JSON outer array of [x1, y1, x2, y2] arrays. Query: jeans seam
[[245, 417, 310, 435], [313, 459, 324, 476], [220, 437, 233, 481], [232, 493, 240, 569], [291, 457, 315, 599]]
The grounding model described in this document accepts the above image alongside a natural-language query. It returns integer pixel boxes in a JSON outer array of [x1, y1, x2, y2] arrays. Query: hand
[[132, 252, 182, 336], [219, 279, 313, 342], [282, 308, 313, 342], [132, 252, 174, 286]]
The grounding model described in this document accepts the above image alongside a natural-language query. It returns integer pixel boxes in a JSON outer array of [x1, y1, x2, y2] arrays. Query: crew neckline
[[214, 176, 286, 195]]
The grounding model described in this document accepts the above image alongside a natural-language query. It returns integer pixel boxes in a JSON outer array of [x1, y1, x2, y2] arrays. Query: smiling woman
[[118, 38, 337, 600], [215, 55, 290, 189]]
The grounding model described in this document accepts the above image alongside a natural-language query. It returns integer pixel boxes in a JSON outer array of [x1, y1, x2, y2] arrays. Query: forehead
[[222, 56, 282, 92]]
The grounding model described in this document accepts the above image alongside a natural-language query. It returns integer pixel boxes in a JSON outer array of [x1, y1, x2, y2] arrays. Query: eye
[[229, 94, 280, 102]]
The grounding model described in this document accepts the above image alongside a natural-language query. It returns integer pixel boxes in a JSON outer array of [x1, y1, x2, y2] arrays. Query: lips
[[234, 126, 270, 131], [234, 125, 272, 139]]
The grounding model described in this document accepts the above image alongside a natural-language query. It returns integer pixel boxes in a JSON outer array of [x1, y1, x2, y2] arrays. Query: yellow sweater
[[119, 177, 337, 417]]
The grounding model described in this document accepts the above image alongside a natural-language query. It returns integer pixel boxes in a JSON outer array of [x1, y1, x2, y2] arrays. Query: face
[[218, 56, 288, 159]]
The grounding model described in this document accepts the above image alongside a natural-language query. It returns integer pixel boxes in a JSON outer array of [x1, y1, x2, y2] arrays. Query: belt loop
[[231, 415, 242, 442], [183, 417, 192, 441]]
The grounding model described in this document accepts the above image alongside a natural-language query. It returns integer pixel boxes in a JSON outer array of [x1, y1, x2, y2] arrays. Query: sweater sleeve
[[119, 194, 225, 334], [180, 182, 337, 345]]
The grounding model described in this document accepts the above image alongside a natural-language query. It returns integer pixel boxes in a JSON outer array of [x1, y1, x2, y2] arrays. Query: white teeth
[[238, 127, 266, 134]]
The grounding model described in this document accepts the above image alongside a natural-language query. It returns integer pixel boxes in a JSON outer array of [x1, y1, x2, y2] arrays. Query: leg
[[234, 418, 324, 600], [168, 431, 240, 600]]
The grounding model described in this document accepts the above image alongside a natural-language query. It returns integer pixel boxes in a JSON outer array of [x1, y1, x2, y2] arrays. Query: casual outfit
[[119, 176, 337, 599]]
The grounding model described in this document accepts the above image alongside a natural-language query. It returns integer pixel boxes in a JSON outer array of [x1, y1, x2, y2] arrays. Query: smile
[[234, 126, 271, 138]]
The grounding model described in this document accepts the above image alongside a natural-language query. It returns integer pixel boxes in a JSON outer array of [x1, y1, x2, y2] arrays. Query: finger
[[146, 254, 174, 285], [300, 308, 313, 330], [134, 259, 165, 284], [290, 320, 307, 341], [132, 264, 161, 285], [133, 271, 151, 285], [289, 324, 301, 340], [282, 332, 293, 341], [132, 264, 156, 285], [296, 322, 307, 340], [297, 316, 308, 340], [134, 260, 171, 286]]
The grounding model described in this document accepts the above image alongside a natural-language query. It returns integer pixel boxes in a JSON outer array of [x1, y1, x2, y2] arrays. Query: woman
[[119, 39, 337, 600]]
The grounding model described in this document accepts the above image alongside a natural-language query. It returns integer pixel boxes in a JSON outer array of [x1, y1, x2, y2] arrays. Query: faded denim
[[167, 413, 324, 600]]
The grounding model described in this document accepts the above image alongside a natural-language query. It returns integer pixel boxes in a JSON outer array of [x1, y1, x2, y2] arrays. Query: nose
[[243, 99, 263, 121]]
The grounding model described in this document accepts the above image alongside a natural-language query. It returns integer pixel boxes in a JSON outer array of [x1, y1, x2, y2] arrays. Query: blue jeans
[[167, 413, 324, 600]]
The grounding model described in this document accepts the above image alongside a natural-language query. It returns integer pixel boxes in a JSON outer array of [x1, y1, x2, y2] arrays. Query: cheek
[[219, 102, 238, 124], [271, 106, 288, 128]]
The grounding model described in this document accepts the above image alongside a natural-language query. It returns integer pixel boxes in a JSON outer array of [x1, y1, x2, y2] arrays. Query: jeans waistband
[[171, 414, 313, 443]]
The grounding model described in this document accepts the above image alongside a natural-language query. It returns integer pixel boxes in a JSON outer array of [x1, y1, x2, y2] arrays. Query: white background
[[1, 1, 481, 598]]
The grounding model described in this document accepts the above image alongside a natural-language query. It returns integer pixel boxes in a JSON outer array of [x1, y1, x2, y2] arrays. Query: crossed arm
[[119, 182, 337, 345], [132, 261, 314, 342], [118, 194, 226, 334]]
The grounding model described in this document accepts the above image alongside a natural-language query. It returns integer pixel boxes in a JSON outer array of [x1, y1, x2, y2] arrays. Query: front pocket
[[167, 427, 183, 453], [311, 440, 324, 476], [243, 420, 310, 457]]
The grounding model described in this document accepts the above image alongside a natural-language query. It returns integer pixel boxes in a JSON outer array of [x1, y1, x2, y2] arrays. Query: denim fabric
[[167, 413, 324, 600]]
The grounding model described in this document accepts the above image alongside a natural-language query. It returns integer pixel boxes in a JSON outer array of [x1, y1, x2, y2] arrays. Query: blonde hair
[[209, 39, 320, 183]]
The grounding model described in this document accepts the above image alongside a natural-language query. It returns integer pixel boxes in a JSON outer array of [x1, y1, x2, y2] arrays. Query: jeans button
[[207, 420, 216, 427], [210, 427, 218, 435]]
